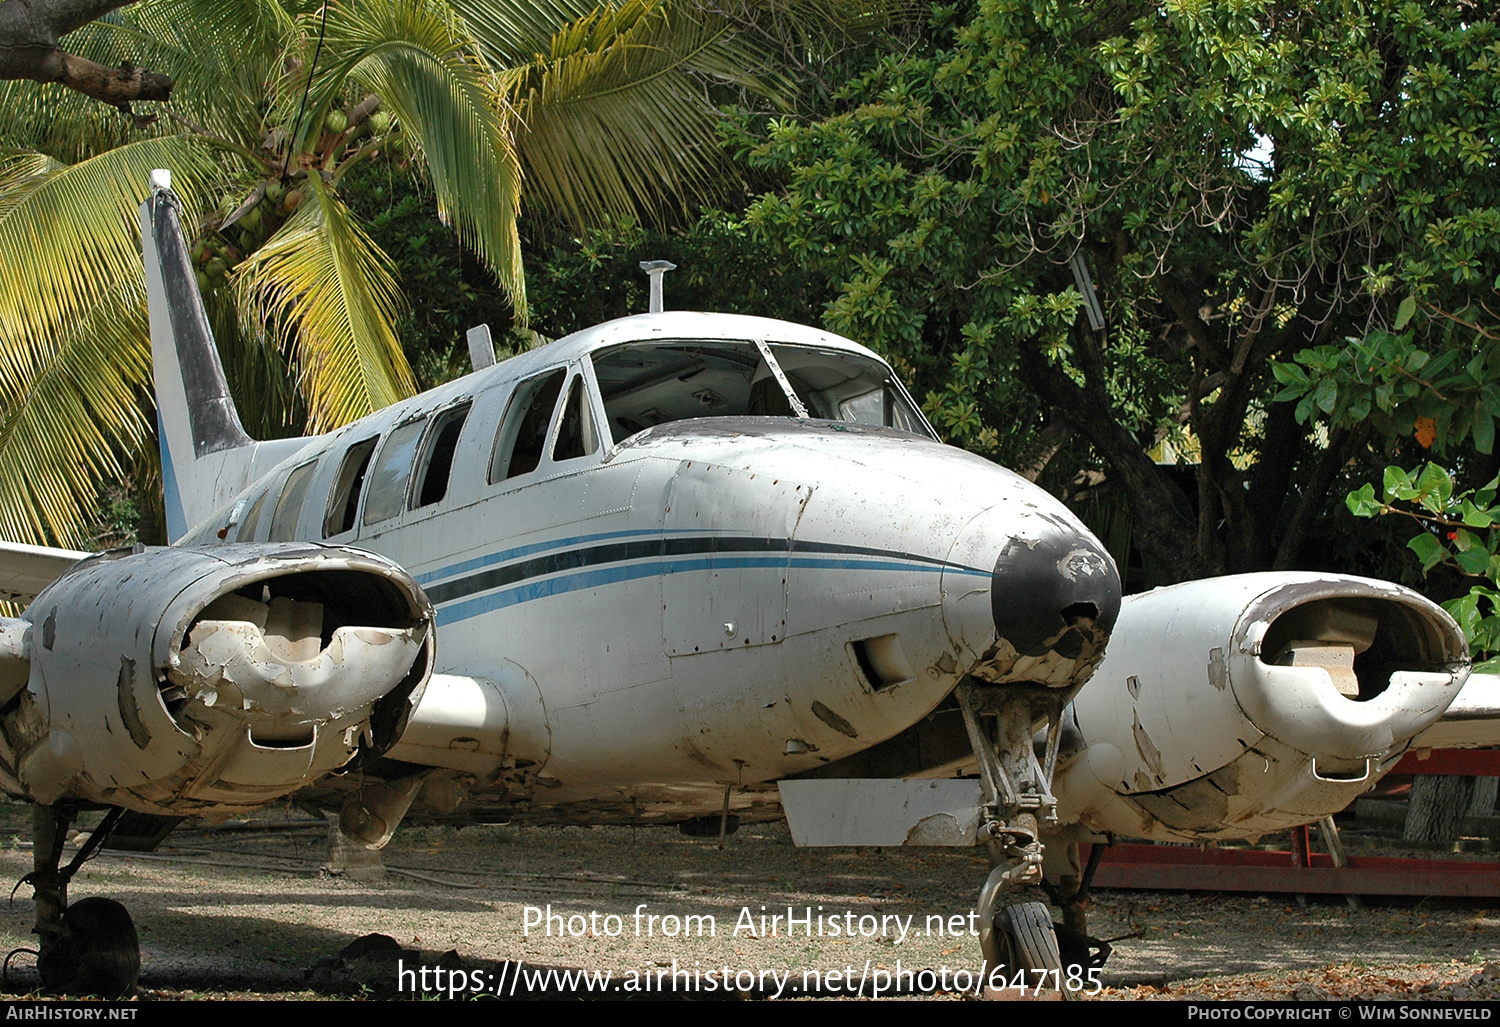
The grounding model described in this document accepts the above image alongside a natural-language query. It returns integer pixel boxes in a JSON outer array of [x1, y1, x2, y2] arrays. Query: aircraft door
[[662, 462, 811, 654]]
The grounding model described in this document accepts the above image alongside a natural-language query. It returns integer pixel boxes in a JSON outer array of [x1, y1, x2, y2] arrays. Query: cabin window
[[268, 461, 317, 541], [363, 418, 426, 526], [413, 403, 471, 508], [489, 368, 566, 483], [552, 376, 598, 462], [768, 344, 929, 435], [323, 437, 378, 537], [236, 491, 269, 541]]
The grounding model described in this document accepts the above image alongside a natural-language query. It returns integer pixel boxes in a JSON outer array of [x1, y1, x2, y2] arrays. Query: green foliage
[[1272, 327, 1500, 456], [0, 0, 837, 546], [525, 209, 828, 339], [731, 0, 1500, 581], [1347, 462, 1500, 668]]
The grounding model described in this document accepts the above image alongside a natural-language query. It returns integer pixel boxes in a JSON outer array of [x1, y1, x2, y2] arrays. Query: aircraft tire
[[37, 897, 140, 999], [991, 900, 1074, 1000]]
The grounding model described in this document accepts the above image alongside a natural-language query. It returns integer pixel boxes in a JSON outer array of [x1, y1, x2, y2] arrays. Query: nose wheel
[[982, 898, 1063, 979]]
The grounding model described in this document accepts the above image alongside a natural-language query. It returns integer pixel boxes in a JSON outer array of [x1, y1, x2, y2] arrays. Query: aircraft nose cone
[[943, 504, 1121, 689], [991, 521, 1120, 662]]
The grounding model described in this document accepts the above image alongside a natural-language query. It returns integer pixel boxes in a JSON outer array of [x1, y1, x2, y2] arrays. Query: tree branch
[[0, 0, 171, 111], [1017, 335, 1203, 581]]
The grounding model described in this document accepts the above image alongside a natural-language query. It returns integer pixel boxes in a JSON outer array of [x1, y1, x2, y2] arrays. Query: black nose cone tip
[[990, 526, 1122, 660]]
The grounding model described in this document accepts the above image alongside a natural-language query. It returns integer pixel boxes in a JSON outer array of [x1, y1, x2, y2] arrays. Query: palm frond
[[0, 297, 153, 548], [0, 136, 217, 386], [447, 0, 598, 67], [234, 172, 416, 430], [505, 0, 784, 227], [296, 0, 525, 315]]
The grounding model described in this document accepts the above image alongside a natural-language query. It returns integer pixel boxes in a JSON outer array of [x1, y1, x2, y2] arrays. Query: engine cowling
[[0, 543, 434, 818], [1052, 573, 1469, 842]]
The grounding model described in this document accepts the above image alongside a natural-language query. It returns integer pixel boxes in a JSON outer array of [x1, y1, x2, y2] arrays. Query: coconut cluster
[[188, 94, 397, 287]]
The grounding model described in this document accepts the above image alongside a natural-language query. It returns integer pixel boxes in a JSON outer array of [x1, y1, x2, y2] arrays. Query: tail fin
[[140, 171, 257, 541]]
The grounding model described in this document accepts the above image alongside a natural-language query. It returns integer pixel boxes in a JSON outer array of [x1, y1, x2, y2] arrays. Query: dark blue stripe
[[434, 549, 988, 626]]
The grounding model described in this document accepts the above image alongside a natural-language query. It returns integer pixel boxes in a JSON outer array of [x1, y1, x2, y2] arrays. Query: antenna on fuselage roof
[[639, 260, 676, 313], [466, 323, 497, 372]]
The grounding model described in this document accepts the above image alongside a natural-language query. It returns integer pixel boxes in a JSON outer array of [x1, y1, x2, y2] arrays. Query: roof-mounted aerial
[[639, 260, 676, 313]]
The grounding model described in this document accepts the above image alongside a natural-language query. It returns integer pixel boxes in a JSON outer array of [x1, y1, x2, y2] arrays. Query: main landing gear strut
[[956, 681, 1073, 997], [20, 803, 139, 998]]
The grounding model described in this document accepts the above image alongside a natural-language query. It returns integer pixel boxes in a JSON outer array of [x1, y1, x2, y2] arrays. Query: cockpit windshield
[[589, 339, 932, 445]]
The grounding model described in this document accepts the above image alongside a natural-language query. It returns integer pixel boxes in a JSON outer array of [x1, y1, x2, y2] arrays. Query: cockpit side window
[[768, 344, 930, 436], [490, 368, 566, 483], [324, 437, 378, 537], [237, 491, 269, 541], [413, 403, 471, 508], [363, 418, 426, 526], [552, 375, 599, 462], [268, 461, 318, 541]]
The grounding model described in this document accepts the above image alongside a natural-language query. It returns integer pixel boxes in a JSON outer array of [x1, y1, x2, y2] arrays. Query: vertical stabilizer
[[142, 172, 308, 542]]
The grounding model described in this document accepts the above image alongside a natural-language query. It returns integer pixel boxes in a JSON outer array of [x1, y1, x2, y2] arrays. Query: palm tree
[[0, 0, 850, 548]]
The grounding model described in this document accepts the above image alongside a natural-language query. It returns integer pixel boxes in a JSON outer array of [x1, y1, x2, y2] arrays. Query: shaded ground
[[0, 807, 1495, 1000]]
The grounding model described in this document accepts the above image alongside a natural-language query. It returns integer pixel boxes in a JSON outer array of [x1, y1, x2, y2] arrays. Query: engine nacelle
[[0, 544, 434, 817], [1052, 573, 1468, 842]]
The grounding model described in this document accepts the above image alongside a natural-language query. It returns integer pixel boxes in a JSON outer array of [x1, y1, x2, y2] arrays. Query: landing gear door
[[662, 461, 810, 654]]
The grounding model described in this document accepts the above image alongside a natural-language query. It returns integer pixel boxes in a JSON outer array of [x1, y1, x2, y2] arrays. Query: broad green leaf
[[1461, 499, 1494, 528], [1346, 483, 1381, 518], [1407, 531, 1447, 572], [1384, 465, 1420, 501], [1313, 376, 1338, 414], [1455, 546, 1492, 575], [1416, 461, 1453, 514], [1270, 361, 1307, 387], [1476, 409, 1495, 455], [1395, 293, 1417, 329]]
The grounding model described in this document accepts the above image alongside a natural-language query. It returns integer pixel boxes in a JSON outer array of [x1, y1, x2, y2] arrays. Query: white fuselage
[[177, 314, 1113, 820]]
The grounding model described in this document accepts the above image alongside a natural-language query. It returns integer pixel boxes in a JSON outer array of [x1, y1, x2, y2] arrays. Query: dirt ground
[[0, 806, 1496, 1001]]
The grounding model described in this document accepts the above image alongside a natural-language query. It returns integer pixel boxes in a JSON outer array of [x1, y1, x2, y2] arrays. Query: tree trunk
[[1404, 775, 1475, 843]]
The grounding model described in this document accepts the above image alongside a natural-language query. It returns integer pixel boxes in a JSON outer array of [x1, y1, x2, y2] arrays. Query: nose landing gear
[[957, 681, 1074, 999], [21, 803, 140, 999]]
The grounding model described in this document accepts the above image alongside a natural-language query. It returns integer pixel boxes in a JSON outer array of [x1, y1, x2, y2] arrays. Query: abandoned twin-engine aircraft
[[0, 171, 1488, 995]]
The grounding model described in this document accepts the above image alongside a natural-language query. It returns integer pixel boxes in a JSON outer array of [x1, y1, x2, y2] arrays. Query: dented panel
[[779, 778, 983, 847], [1053, 572, 1470, 844], [1, 543, 433, 818]]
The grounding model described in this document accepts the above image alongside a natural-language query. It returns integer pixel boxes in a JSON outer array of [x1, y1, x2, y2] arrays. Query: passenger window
[[236, 491, 269, 541], [489, 369, 566, 483], [552, 376, 598, 462], [268, 462, 317, 541], [324, 437, 378, 537], [363, 419, 425, 526], [413, 403, 471, 509]]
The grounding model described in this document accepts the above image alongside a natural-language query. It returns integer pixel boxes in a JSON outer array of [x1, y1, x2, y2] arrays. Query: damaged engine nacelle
[[0, 544, 434, 818], [1052, 573, 1468, 843]]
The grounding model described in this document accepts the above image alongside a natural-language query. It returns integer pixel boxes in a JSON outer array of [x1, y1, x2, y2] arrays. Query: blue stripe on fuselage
[[432, 543, 989, 627]]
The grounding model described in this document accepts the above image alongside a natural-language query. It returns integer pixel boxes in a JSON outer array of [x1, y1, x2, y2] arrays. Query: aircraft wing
[[0, 539, 91, 604], [1411, 671, 1500, 750]]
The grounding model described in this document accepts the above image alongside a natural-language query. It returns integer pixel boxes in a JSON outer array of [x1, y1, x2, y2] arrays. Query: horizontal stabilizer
[[0, 539, 89, 604]]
